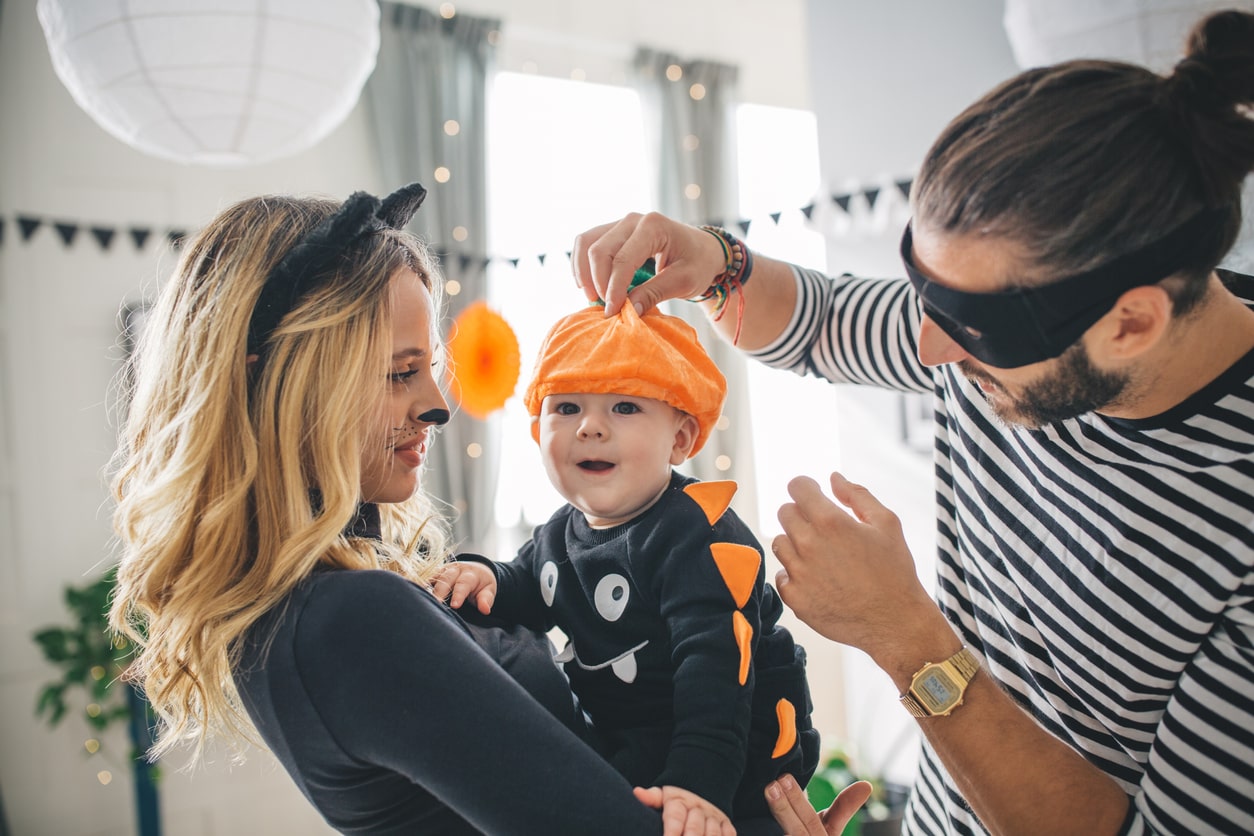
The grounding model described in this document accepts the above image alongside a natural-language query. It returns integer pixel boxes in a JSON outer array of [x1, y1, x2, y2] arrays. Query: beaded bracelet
[[692, 225, 755, 344]]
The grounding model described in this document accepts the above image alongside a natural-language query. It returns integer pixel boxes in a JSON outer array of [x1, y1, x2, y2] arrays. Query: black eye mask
[[900, 209, 1220, 368]]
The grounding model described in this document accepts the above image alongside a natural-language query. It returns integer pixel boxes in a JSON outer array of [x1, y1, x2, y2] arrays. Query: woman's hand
[[765, 775, 873, 835], [633, 784, 736, 836], [430, 561, 497, 614], [572, 212, 726, 317]]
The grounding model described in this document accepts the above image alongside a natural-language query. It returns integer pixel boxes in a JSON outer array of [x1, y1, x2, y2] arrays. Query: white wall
[[0, 1, 812, 833], [801, 0, 1021, 785]]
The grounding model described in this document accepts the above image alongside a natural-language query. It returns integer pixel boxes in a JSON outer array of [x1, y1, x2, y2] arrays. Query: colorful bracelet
[[692, 225, 755, 344]]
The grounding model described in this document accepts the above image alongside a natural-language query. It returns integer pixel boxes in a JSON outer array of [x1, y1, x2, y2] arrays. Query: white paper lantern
[[37, 0, 380, 166], [1003, 0, 1238, 72]]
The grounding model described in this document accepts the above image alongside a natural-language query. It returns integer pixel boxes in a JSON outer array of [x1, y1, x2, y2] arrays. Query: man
[[573, 10, 1254, 834]]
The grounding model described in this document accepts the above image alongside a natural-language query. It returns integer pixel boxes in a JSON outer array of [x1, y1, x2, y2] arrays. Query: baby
[[437, 300, 819, 828]]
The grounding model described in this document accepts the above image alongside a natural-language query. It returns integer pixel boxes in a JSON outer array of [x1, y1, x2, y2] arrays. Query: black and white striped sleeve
[[747, 264, 935, 395]]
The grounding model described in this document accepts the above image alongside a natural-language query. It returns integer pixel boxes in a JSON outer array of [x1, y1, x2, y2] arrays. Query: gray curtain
[[366, 3, 501, 553], [634, 49, 760, 528]]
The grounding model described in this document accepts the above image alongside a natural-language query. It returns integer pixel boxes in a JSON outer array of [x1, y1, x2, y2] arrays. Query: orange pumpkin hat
[[524, 303, 726, 457]]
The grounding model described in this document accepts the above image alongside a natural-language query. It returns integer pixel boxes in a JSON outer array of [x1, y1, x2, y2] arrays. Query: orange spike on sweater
[[682, 481, 738, 525], [711, 542, 760, 609]]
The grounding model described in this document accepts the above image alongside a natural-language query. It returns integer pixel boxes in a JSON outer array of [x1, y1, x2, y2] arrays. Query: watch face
[[918, 669, 960, 710]]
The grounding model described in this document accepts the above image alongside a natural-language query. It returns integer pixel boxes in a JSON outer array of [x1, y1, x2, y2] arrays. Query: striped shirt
[[749, 266, 1254, 835]]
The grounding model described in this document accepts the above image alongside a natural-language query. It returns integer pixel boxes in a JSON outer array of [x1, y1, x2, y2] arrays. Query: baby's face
[[538, 393, 696, 527]]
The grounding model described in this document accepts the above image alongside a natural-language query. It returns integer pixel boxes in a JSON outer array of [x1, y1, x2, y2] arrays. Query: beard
[[960, 341, 1130, 428]]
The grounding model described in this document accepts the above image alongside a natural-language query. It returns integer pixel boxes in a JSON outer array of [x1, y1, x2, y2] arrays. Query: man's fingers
[[624, 263, 693, 318], [585, 215, 650, 316], [820, 781, 874, 831], [828, 471, 893, 527], [764, 776, 820, 835], [572, 220, 616, 303]]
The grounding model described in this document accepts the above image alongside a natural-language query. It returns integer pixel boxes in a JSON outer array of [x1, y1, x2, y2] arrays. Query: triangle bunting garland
[[54, 223, 78, 247], [0, 174, 912, 266], [19, 217, 41, 242]]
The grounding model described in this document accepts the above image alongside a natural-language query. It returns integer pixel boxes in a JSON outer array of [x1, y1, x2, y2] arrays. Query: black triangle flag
[[736, 219, 751, 237], [19, 216, 42, 241], [54, 222, 78, 247], [129, 227, 152, 250], [91, 227, 116, 251], [457, 253, 472, 274], [769, 212, 782, 225], [0, 217, 5, 248], [481, 257, 492, 272], [508, 258, 520, 268], [863, 187, 880, 210], [895, 179, 913, 200], [832, 194, 852, 214], [538, 253, 546, 266], [800, 203, 815, 221], [167, 229, 187, 249]]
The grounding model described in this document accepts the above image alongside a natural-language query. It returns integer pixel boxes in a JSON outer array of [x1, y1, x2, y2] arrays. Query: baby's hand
[[431, 561, 497, 614], [633, 785, 736, 836]]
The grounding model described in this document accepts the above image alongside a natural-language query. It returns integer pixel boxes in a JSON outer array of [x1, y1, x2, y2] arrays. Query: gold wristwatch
[[900, 646, 980, 718]]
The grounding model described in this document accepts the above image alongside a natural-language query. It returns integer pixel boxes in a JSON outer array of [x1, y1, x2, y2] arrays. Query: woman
[[108, 183, 840, 835]]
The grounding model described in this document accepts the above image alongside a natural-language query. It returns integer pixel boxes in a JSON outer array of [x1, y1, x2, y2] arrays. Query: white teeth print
[[611, 653, 638, 684], [559, 640, 648, 684], [540, 561, 558, 607]]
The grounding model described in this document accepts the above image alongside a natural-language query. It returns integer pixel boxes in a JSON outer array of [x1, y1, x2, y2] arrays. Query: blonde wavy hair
[[109, 194, 451, 762]]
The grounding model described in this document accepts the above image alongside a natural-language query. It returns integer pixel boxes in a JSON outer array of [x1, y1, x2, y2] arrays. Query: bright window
[[486, 73, 831, 549], [486, 72, 651, 545]]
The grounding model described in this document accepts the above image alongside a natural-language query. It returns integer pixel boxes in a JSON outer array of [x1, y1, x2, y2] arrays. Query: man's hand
[[773, 472, 948, 665], [430, 561, 497, 614], [765, 775, 873, 835], [633, 784, 736, 836], [572, 212, 726, 318]]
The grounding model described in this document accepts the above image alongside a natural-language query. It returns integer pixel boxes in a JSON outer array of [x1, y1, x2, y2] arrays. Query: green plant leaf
[[35, 683, 67, 725], [32, 628, 73, 662]]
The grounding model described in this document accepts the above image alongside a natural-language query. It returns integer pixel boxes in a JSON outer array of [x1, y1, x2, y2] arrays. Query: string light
[[714, 455, 732, 471], [84, 738, 100, 754], [86, 703, 102, 718], [438, 3, 456, 19], [683, 134, 700, 151], [446, 279, 463, 296], [452, 226, 469, 242], [444, 119, 460, 136], [684, 184, 702, 200], [97, 770, 112, 785], [434, 166, 451, 183], [716, 415, 730, 431], [666, 64, 683, 81], [467, 443, 483, 458], [689, 83, 707, 101], [90, 665, 106, 680]]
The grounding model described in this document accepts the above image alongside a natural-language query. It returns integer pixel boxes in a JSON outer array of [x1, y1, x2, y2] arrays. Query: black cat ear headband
[[246, 182, 428, 357]]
